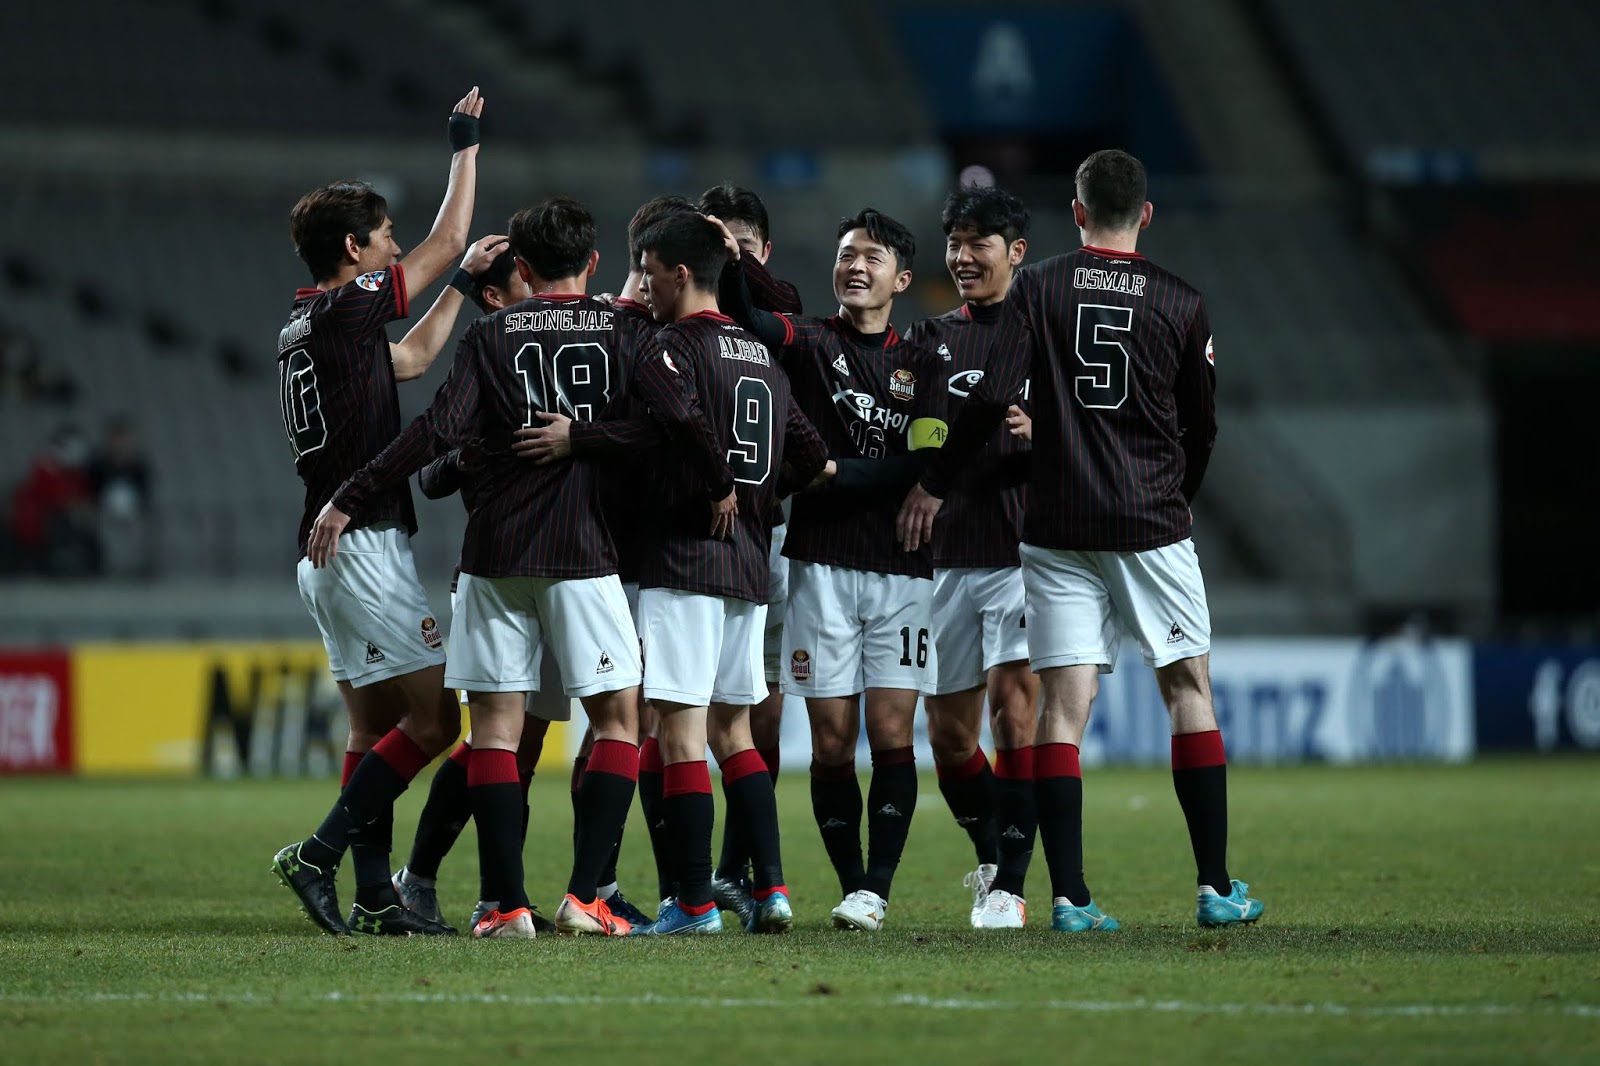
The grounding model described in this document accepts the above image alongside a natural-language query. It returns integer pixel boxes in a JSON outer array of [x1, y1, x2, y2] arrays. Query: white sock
[[479, 899, 499, 913], [597, 881, 619, 900], [399, 867, 436, 889]]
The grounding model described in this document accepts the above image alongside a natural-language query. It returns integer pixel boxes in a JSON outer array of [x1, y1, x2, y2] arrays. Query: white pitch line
[[0, 990, 1595, 1020]]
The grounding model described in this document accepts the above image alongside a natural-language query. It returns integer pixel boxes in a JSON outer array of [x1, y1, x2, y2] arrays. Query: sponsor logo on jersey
[[1205, 335, 1215, 366], [421, 616, 442, 650], [354, 271, 387, 292], [937, 343, 951, 360], [889, 368, 916, 402], [832, 353, 850, 376], [947, 369, 985, 397], [597, 651, 615, 675], [790, 649, 812, 683], [365, 642, 386, 664], [661, 351, 679, 374]]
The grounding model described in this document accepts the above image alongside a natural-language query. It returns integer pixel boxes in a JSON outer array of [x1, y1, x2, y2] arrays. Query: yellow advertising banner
[[71, 643, 567, 776]]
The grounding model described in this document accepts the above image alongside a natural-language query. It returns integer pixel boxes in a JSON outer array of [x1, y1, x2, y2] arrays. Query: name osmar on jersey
[[504, 308, 613, 333], [1073, 267, 1148, 296]]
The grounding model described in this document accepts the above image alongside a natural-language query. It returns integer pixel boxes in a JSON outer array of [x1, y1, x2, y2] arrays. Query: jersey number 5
[[727, 376, 773, 485], [1074, 304, 1132, 410], [279, 349, 327, 458]]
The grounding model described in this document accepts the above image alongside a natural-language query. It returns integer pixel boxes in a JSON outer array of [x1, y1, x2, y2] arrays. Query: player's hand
[[307, 502, 352, 569], [896, 483, 944, 552], [453, 86, 485, 119], [703, 214, 741, 262], [710, 488, 739, 539], [1006, 404, 1032, 441], [461, 233, 509, 276], [807, 459, 837, 491], [594, 292, 617, 306], [457, 439, 486, 472], [512, 413, 573, 463]]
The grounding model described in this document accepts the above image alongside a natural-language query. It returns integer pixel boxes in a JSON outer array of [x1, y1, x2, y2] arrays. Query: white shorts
[[637, 587, 768, 706], [445, 572, 642, 698], [450, 590, 572, 721], [781, 561, 935, 698], [931, 566, 1030, 695], [1020, 539, 1211, 672], [296, 522, 446, 687], [763, 523, 790, 684]]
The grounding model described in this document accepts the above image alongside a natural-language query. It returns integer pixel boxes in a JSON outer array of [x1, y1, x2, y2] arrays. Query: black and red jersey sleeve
[[1174, 298, 1217, 501], [741, 254, 804, 315], [779, 393, 828, 490], [328, 265, 409, 339], [633, 328, 737, 499]]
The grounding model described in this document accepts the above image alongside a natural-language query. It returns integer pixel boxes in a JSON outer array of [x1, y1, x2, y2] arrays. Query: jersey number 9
[[727, 376, 774, 485]]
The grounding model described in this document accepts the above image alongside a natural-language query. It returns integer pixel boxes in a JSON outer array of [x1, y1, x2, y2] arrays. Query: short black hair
[[471, 248, 518, 314], [628, 195, 696, 265], [289, 180, 388, 282], [636, 212, 726, 291], [508, 196, 596, 283], [1075, 149, 1147, 231], [697, 183, 770, 246], [941, 186, 1030, 244], [837, 208, 915, 271]]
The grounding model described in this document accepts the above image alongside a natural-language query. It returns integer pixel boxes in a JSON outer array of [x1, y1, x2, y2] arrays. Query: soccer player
[[308, 196, 651, 939], [721, 209, 948, 932], [695, 183, 803, 923], [623, 212, 827, 934], [899, 150, 1265, 932], [906, 186, 1039, 929], [270, 86, 504, 937]]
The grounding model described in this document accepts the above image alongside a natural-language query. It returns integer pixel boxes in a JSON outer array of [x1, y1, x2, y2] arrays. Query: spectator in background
[[88, 417, 155, 577], [6, 426, 99, 576], [0, 323, 79, 405]]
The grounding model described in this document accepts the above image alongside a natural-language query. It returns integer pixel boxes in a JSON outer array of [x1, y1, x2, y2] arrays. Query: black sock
[[1035, 743, 1090, 906], [520, 772, 532, 847], [351, 804, 399, 909], [301, 733, 426, 871], [990, 746, 1037, 898], [568, 755, 587, 873], [810, 758, 865, 898], [664, 761, 715, 910], [406, 746, 472, 881], [1172, 731, 1231, 892], [722, 749, 782, 891], [863, 746, 916, 901], [935, 747, 999, 867], [469, 748, 528, 912], [714, 785, 752, 884], [638, 738, 675, 900], [567, 739, 638, 902]]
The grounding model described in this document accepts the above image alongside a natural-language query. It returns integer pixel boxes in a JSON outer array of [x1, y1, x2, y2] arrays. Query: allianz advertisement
[[1, 637, 1480, 775]]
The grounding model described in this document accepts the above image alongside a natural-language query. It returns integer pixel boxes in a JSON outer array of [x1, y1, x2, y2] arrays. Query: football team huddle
[[271, 87, 1265, 940]]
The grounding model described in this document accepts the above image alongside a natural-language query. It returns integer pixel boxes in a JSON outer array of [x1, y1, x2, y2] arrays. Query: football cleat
[[962, 863, 997, 928], [604, 890, 653, 929], [746, 890, 793, 934], [472, 907, 536, 939], [831, 889, 887, 931], [1050, 898, 1120, 932], [554, 893, 633, 936], [391, 869, 444, 925], [473, 899, 556, 934], [975, 889, 1026, 929], [640, 897, 723, 935], [1197, 880, 1265, 928], [348, 902, 456, 936], [710, 874, 757, 929], [272, 841, 349, 936]]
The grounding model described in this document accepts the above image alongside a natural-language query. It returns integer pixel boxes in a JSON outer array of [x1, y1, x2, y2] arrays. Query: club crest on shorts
[[597, 651, 615, 675], [889, 368, 916, 402], [355, 270, 386, 292], [790, 649, 812, 683], [421, 616, 442, 650]]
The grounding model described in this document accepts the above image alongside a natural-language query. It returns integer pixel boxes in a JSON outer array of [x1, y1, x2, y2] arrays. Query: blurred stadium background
[[1, 0, 1597, 778]]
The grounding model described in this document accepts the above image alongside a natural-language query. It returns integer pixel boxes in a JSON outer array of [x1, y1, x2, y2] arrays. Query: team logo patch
[[421, 616, 442, 650], [661, 350, 679, 374], [1205, 335, 1215, 366], [937, 343, 951, 360], [832, 353, 850, 376], [364, 642, 386, 664], [597, 651, 615, 675], [889, 368, 916, 402], [790, 649, 812, 683], [355, 270, 386, 292]]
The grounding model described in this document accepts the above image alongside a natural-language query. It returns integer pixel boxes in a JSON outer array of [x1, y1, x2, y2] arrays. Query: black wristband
[[447, 112, 480, 152], [447, 268, 478, 298]]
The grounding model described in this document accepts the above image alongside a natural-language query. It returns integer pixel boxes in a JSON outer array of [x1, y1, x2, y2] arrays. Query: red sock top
[[341, 751, 362, 788], [1172, 730, 1227, 770], [1034, 742, 1081, 780], [720, 748, 767, 784], [993, 746, 1034, 781], [809, 758, 856, 782], [870, 746, 915, 768], [372, 729, 430, 781], [588, 738, 641, 781], [569, 755, 589, 792], [639, 736, 664, 775], [935, 747, 989, 782], [467, 747, 520, 787], [448, 742, 472, 770], [663, 759, 712, 797], [757, 746, 781, 778]]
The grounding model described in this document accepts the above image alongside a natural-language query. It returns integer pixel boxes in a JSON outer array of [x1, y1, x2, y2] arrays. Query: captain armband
[[908, 417, 948, 451]]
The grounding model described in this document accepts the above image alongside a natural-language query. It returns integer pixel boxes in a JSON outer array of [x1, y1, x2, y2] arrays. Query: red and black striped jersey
[[333, 293, 645, 579], [630, 311, 828, 603], [905, 301, 1029, 569], [770, 314, 947, 578], [277, 266, 414, 558], [742, 254, 804, 315], [925, 246, 1216, 553]]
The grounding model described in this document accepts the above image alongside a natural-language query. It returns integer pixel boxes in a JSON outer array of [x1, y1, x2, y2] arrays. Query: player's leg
[[1018, 544, 1121, 933], [977, 566, 1039, 929], [1104, 540, 1263, 927], [927, 569, 999, 924], [539, 575, 644, 935]]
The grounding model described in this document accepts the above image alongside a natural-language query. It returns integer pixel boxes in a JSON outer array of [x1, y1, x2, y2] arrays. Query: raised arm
[[391, 233, 508, 381], [393, 87, 486, 296], [710, 218, 798, 351], [741, 252, 803, 315]]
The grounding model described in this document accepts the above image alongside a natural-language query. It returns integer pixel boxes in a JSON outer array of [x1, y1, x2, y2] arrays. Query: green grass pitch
[[2, 759, 1597, 1064]]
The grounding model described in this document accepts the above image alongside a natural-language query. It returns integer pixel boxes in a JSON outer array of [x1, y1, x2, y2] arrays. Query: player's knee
[[926, 709, 978, 764], [810, 726, 855, 764]]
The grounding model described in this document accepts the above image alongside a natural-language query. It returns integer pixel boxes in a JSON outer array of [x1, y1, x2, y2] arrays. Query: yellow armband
[[908, 417, 948, 451]]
